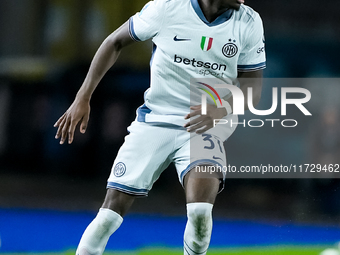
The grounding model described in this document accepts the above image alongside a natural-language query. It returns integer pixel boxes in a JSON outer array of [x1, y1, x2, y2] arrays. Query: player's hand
[[54, 97, 90, 144], [184, 104, 227, 134]]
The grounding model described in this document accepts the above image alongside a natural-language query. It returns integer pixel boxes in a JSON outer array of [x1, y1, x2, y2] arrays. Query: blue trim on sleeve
[[128, 17, 141, 42], [190, 0, 233, 26], [237, 61, 266, 72], [136, 104, 151, 122], [107, 182, 149, 196]]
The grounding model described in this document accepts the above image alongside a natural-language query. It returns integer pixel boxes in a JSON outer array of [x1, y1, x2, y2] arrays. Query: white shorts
[[107, 116, 237, 196]]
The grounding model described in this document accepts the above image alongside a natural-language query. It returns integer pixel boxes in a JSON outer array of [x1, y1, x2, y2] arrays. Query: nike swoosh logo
[[174, 35, 191, 41], [212, 156, 223, 161]]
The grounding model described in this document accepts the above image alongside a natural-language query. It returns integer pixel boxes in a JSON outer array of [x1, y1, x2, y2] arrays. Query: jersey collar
[[190, 0, 233, 26]]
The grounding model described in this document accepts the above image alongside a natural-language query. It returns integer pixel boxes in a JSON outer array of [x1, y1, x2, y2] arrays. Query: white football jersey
[[129, 0, 266, 126]]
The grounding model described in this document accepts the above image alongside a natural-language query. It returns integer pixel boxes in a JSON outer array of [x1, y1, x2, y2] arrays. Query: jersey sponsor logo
[[113, 162, 126, 177], [174, 55, 226, 71], [174, 55, 227, 78], [200, 36, 213, 51], [173, 35, 191, 41]]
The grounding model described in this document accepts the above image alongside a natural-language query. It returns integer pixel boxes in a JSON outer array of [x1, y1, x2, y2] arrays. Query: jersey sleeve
[[128, 0, 166, 42], [237, 13, 266, 72]]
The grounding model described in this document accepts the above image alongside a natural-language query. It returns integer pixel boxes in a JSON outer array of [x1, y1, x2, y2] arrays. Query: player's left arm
[[237, 69, 263, 110], [236, 10, 265, 111]]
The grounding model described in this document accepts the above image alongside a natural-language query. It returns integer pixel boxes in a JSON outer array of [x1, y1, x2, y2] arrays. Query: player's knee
[[185, 173, 220, 204], [187, 203, 212, 240], [76, 208, 123, 255], [190, 217, 211, 249], [94, 208, 123, 235], [184, 203, 213, 253], [95, 211, 116, 230]]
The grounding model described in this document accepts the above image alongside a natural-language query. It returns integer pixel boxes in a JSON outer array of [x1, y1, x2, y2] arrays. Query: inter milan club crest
[[114, 162, 126, 177], [222, 39, 238, 58], [200, 36, 213, 51]]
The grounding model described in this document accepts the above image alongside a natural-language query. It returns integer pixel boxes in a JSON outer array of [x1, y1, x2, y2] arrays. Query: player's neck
[[198, 0, 230, 23]]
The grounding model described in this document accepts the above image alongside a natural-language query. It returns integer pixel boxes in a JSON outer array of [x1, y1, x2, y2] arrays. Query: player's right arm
[[54, 21, 135, 145]]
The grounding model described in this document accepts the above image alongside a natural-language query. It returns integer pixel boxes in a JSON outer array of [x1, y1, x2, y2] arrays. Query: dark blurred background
[[0, 0, 340, 223]]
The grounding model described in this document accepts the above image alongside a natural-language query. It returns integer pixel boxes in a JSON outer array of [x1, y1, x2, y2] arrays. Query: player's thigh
[[102, 188, 135, 217], [183, 133, 225, 203], [184, 167, 220, 204], [173, 129, 231, 199]]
